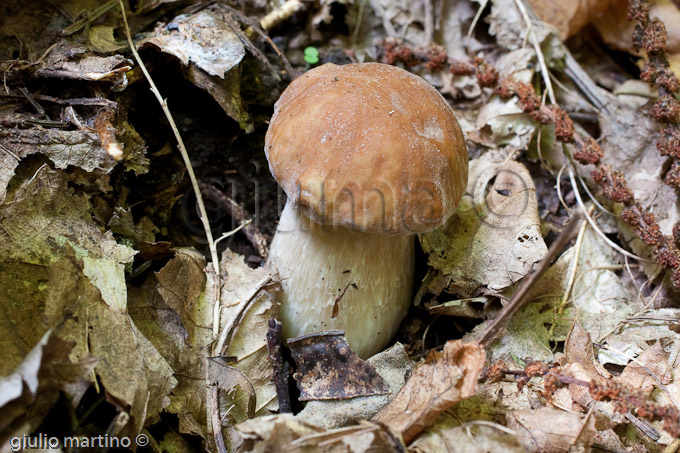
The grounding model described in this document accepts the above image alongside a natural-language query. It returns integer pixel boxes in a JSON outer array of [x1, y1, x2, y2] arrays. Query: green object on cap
[[303, 46, 319, 65]]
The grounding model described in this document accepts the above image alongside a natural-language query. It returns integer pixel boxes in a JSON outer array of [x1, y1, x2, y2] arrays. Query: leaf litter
[[2, 0, 680, 451]]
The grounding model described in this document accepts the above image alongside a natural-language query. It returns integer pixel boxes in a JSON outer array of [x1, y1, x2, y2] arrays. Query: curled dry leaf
[[565, 323, 611, 384], [141, 6, 253, 132], [35, 42, 131, 84], [372, 340, 485, 444], [296, 343, 414, 429], [618, 341, 671, 397], [142, 7, 245, 78], [420, 157, 547, 298], [506, 407, 596, 453], [0, 128, 116, 203], [287, 331, 390, 401]]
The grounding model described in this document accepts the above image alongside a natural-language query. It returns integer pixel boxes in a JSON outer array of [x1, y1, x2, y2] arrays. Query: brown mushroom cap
[[265, 62, 468, 234]]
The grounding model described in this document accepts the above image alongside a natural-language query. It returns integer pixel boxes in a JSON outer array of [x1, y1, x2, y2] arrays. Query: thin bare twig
[[567, 165, 648, 262], [258, 0, 304, 31], [548, 207, 590, 338], [200, 183, 269, 259], [215, 276, 276, 355], [266, 318, 292, 413], [117, 0, 222, 340], [369, 0, 397, 37], [422, 0, 434, 44], [210, 385, 227, 453], [515, 0, 556, 105]]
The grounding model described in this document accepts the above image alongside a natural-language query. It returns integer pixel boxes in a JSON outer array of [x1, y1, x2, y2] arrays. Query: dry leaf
[[237, 414, 323, 452], [50, 252, 177, 438], [36, 42, 131, 84], [142, 7, 245, 78], [131, 248, 278, 446], [219, 250, 278, 415], [506, 407, 596, 452], [617, 341, 671, 396], [420, 158, 547, 297], [487, 0, 560, 53], [372, 340, 485, 444], [0, 167, 175, 437], [410, 422, 523, 453], [208, 359, 257, 420], [237, 415, 404, 453], [0, 332, 96, 446], [528, 0, 618, 40], [128, 250, 211, 439], [598, 308, 679, 366], [597, 100, 679, 281], [565, 323, 611, 383], [0, 128, 116, 203], [297, 343, 413, 429], [156, 248, 211, 348], [89, 25, 126, 53], [140, 6, 252, 131], [287, 331, 390, 401], [596, 0, 680, 55], [480, 225, 634, 364]]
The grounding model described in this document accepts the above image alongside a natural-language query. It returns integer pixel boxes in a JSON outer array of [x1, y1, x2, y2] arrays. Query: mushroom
[[265, 63, 468, 358]]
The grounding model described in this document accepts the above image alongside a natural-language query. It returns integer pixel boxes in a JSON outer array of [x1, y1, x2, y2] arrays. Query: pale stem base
[[268, 201, 414, 359]]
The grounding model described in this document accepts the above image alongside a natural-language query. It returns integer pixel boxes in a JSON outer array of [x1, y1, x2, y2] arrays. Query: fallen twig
[[266, 318, 292, 413], [118, 3, 225, 450], [210, 384, 227, 453], [200, 182, 269, 259], [117, 0, 222, 334]]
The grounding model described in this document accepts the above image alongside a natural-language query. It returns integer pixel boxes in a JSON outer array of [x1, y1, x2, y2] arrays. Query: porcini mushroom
[[265, 63, 467, 358]]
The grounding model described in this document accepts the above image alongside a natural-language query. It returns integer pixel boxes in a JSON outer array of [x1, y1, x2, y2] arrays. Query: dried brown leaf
[[506, 407, 596, 452], [156, 248, 211, 348], [288, 331, 390, 401], [372, 340, 485, 444], [296, 343, 413, 429], [36, 42, 130, 83], [0, 128, 115, 203], [140, 6, 252, 131], [528, 0, 618, 40], [617, 341, 671, 396], [565, 323, 611, 383], [0, 168, 174, 437]]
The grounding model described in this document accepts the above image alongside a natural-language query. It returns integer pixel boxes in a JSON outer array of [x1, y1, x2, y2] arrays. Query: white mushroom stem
[[268, 201, 414, 358]]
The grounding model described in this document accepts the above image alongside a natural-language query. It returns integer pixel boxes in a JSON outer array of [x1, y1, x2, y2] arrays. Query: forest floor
[[2, 0, 680, 451]]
